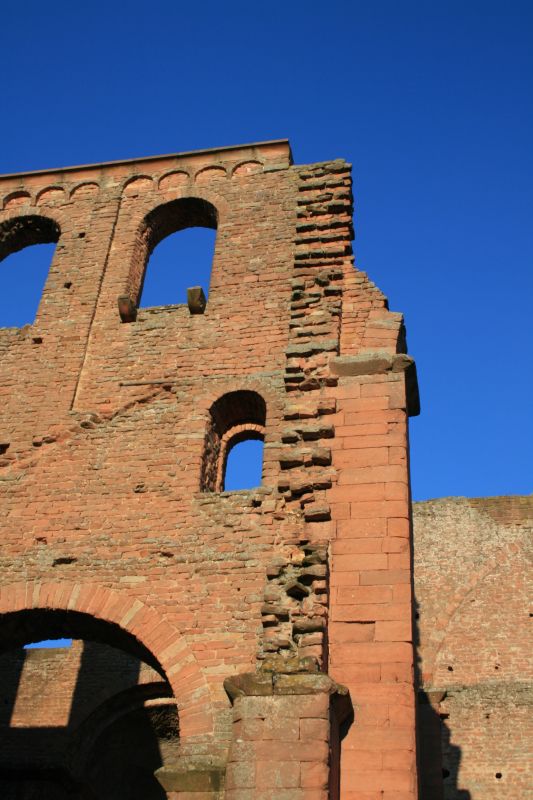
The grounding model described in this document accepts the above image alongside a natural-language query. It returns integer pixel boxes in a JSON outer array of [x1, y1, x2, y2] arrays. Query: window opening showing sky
[[0, 243, 56, 327], [139, 227, 216, 308], [224, 439, 264, 491]]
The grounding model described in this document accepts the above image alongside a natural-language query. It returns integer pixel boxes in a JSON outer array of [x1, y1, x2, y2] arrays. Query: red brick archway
[[0, 581, 214, 738]]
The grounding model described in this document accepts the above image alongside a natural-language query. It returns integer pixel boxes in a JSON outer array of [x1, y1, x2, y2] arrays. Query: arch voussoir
[[0, 580, 214, 738]]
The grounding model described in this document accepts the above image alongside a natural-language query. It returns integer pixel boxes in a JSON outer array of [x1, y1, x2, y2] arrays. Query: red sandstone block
[[327, 484, 374, 504], [352, 704, 389, 727], [361, 381, 398, 398], [387, 517, 410, 537], [342, 750, 382, 770], [332, 538, 383, 554], [299, 761, 329, 789], [342, 728, 416, 751], [387, 552, 410, 570], [299, 717, 329, 741], [341, 427, 389, 445], [262, 715, 300, 741], [346, 682, 414, 706], [254, 740, 329, 762], [332, 602, 411, 622], [329, 622, 375, 642], [338, 465, 406, 485], [333, 553, 388, 571], [292, 695, 330, 719], [338, 409, 405, 426], [329, 641, 413, 664], [342, 768, 415, 792], [336, 518, 387, 538], [389, 445, 407, 464], [374, 620, 412, 642], [330, 664, 381, 683], [360, 570, 410, 585], [330, 570, 361, 588], [350, 500, 409, 519], [330, 502, 351, 520], [336, 444, 389, 468], [392, 584, 412, 602], [225, 762, 255, 790], [329, 484, 385, 503], [381, 537, 409, 553], [380, 662, 413, 683], [304, 520, 335, 538], [336, 585, 392, 604], [388, 703, 416, 728], [385, 481, 409, 500], [383, 749, 415, 770], [340, 395, 389, 411], [255, 760, 300, 789], [382, 792, 417, 800], [332, 384, 362, 400]]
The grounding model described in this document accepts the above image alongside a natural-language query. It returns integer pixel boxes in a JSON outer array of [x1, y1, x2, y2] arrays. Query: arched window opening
[[0, 610, 177, 800], [224, 437, 265, 491], [0, 216, 60, 327], [0, 608, 164, 672], [201, 390, 266, 492], [140, 227, 216, 308], [135, 198, 218, 309]]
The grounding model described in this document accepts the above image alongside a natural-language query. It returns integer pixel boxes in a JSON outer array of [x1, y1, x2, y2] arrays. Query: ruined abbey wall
[[0, 141, 419, 800], [414, 495, 533, 800], [2, 494, 530, 799]]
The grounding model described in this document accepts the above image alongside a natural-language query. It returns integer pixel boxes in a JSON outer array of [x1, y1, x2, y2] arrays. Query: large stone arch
[[0, 580, 214, 738]]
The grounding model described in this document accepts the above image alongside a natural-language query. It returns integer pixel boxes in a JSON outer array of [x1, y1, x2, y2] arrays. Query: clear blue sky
[[2, 0, 532, 502]]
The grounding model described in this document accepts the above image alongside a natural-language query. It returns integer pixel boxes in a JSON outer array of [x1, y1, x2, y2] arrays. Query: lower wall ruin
[[1, 495, 529, 799], [413, 495, 533, 800]]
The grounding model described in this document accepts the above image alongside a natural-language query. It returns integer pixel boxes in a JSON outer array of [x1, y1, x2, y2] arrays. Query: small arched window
[[131, 198, 217, 311], [0, 216, 60, 327], [201, 390, 266, 492]]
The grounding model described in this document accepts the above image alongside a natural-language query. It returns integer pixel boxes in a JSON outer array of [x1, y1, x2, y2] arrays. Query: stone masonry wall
[[413, 495, 533, 800], [0, 140, 419, 799]]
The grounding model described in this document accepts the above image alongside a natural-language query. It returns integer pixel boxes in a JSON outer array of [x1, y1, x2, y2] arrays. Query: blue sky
[[2, 0, 532, 503]]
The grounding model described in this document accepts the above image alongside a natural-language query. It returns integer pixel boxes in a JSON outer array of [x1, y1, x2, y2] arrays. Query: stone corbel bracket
[[117, 295, 137, 323], [331, 351, 420, 416], [224, 669, 353, 724]]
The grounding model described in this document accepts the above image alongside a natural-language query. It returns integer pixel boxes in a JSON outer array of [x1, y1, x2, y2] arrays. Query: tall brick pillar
[[327, 354, 419, 799]]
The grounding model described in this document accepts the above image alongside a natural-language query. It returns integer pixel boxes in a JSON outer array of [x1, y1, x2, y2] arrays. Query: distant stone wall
[[413, 495, 533, 800]]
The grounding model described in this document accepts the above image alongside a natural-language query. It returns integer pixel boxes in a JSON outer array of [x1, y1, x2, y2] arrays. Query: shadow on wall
[[0, 625, 178, 800], [414, 596, 471, 800]]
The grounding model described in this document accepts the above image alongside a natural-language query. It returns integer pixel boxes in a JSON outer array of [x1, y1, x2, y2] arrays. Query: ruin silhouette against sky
[[2, 1, 532, 503]]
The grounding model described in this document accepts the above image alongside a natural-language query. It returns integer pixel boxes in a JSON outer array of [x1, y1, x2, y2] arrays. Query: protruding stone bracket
[[187, 286, 206, 314], [224, 669, 352, 704], [418, 688, 447, 708], [155, 756, 226, 796], [330, 352, 421, 416], [117, 295, 137, 323]]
